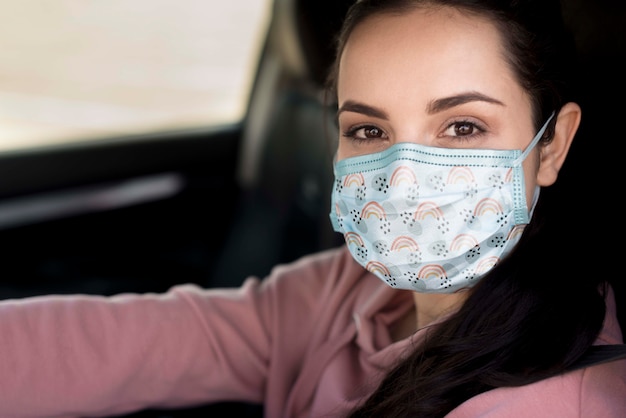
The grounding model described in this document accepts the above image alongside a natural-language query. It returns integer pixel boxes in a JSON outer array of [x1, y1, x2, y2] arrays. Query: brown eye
[[441, 120, 485, 140], [363, 127, 383, 138], [343, 124, 388, 141], [454, 122, 475, 136]]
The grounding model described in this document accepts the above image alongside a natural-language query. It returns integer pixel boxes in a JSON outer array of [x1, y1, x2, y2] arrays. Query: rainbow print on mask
[[389, 165, 417, 186], [343, 173, 365, 188], [414, 201, 444, 220], [418, 264, 447, 280], [475, 256, 500, 275], [473, 197, 503, 216], [450, 234, 479, 252], [361, 201, 386, 220], [506, 224, 526, 240], [366, 260, 391, 277], [504, 167, 514, 183], [391, 235, 419, 252], [345, 231, 365, 248], [447, 166, 475, 184]]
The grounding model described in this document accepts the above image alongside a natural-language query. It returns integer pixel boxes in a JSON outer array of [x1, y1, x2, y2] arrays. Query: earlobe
[[536, 102, 581, 186]]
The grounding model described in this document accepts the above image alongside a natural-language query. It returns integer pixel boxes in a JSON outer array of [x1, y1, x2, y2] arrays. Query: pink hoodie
[[0, 246, 624, 417]]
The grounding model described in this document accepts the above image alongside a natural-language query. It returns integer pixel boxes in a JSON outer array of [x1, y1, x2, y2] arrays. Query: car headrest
[[293, 0, 354, 87]]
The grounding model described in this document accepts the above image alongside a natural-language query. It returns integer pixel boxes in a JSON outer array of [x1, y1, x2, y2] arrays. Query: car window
[[0, 0, 271, 154]]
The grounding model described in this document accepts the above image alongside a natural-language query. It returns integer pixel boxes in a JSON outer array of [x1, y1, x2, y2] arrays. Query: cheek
[[334, 140, 389, 161], [335, 143, 348, 162]]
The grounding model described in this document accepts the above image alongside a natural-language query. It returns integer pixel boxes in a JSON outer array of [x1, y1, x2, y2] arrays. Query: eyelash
[[442, 119, 487, 140], [341, 124, 386, 143]]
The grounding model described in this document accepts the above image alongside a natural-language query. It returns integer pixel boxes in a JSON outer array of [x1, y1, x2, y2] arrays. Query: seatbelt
[[567, 344, 626, 372]]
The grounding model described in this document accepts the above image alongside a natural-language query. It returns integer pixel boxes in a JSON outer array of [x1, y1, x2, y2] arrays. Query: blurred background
[[0, 0, 349, 303], [0, 0, 283, 299], [0, 0, 270, 153]]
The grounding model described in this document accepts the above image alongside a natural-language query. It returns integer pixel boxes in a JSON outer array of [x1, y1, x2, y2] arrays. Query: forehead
[[337, 6, 523, 106]]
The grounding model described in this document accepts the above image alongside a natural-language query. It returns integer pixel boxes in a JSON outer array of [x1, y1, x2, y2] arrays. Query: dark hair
[[325, 1, 608, 416]]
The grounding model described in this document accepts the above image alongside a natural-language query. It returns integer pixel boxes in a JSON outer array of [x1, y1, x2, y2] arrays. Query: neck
[[391, 289, 469, 342], [413, 290, 469, 330]]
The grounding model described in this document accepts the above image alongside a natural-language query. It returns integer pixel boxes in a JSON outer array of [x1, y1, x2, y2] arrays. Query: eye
[[343, 124, 388, 141], [442, 120, 486, 138]]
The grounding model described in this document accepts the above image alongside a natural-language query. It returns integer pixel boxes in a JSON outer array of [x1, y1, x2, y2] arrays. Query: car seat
[[208, 0, 353, 288]]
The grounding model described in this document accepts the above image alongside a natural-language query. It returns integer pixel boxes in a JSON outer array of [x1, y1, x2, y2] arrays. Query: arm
[[0, 280, 271, 418]]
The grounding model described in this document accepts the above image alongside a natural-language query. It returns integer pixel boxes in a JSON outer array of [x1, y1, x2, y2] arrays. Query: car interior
[[0, 0, 623, 417]]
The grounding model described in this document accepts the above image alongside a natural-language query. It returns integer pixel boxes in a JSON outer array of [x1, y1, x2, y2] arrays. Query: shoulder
[[260, 245, 380, 300], [447, 359, 626, 417], [576, 357, 626, 415], [249, 246, 407, 334]]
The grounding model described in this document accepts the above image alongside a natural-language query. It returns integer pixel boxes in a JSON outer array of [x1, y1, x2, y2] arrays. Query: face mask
[[329, 114, 553, 293]]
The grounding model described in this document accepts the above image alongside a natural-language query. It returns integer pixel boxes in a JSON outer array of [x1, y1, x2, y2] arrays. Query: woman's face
[[336, 6, 541, 204]]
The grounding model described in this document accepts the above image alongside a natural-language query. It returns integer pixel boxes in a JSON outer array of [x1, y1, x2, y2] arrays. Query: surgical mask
[[329, 114, 553, 293]]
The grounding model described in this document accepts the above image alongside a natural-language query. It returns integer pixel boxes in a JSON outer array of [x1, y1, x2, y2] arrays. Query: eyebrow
[[337, 101, 389, 119], [337, 92, 505, 119], [427, 92, 504, 114]]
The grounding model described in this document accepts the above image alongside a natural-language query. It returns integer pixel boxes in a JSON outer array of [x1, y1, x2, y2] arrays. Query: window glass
[[0, 0, 271, 153]]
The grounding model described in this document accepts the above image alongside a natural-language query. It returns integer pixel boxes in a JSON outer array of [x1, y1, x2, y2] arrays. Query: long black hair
[[325, 1, 609, 416]]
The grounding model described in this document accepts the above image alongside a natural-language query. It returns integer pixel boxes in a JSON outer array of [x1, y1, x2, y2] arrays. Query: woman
[[328, 1, 624, 416], [0, 0, 624, 417]]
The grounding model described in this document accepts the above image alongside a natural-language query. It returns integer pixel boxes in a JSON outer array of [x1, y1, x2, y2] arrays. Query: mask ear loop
[[511, 111, 555, 166], [510, 111, 555, 224]]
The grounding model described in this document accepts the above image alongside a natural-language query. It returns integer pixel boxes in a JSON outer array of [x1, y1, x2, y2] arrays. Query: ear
[[536, 102, 581, 186]]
